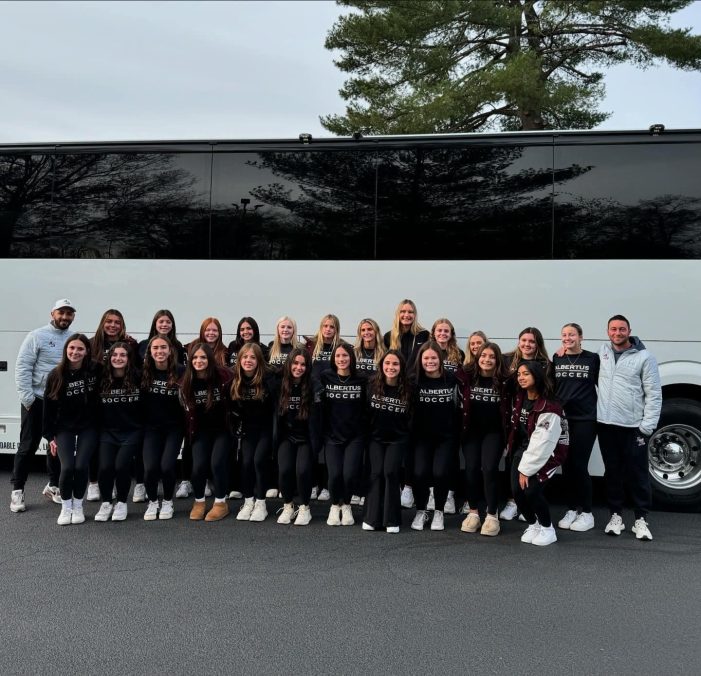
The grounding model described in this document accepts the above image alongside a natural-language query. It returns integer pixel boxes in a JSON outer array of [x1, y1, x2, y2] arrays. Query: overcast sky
[[2, 0, 700, 143]]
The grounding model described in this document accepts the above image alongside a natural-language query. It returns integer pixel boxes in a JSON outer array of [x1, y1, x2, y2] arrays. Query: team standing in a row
[[10, 298, 662, 545]]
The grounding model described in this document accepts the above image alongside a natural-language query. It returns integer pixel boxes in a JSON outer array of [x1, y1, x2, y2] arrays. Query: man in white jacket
[[10, 299, 77, 513], [597, 314, 662, 541]]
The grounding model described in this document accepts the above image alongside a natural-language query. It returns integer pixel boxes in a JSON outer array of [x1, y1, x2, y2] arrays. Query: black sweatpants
[[510, 452, 551, 527], [143, 426, 184, 502], [462, 430, 503, 515], [278, 439, 313, 505], [11, 400, 60, 490], [561, 419, 597, 513], [56, 427, 99, 501], [99, 429, 142, 503], [241, 429, 272, 500], [191, 429, 232, 500], [598, 423, 651, 519], [413, 436, 455, 511], [363, 439, 405, 529], [325, 437, 364, 506]]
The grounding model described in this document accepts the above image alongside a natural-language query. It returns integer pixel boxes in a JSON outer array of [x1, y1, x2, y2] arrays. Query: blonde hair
[[230, 343, 267, 401], [353, 318, 386, 364], [311, 314, 341, 361], [389, 299, 424, 350], [463, 330, 488, 366], [431, 318, 462, 366], [268, 316, 301, 364]]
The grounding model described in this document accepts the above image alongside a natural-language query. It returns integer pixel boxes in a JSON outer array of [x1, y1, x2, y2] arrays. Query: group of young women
[[42, 301, 599, 546]]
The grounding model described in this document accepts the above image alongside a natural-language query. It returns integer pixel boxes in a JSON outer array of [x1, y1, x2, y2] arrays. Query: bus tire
[[648, 398, 701, 509]]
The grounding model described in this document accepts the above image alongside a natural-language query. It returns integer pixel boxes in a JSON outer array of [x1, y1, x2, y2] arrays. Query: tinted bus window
[[554, 142, 701, 259], [375, 144, 554, 260], [0, 154, 55, 258], [211, 150, 376, 259], [50, 152, 212, 259]]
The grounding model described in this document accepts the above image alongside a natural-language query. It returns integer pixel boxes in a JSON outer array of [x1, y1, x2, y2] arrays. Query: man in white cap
[[10, 299, 77, 512]]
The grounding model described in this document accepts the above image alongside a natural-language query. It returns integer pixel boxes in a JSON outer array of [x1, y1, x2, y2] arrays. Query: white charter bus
[[1, 128, 700, 506]]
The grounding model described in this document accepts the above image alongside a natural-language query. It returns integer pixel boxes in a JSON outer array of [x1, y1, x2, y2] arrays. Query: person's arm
[[639, 354, 662, 436], [517, 412, 561, 480], [15, 333, 38, 409]]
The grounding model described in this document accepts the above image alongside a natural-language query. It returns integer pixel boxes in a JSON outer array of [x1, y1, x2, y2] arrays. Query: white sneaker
[[605, 513, 625, 536], [521, 522, 541, 543], [427, 487, 435, 511], [386, 526, 400, 534], [444, 491, 456, 514], [500, 500, 518, 521], [558, 509, 579, 529], [400, 485, 415, 508], [359, 496, 365, 506], [132, 483, 146, 503], [411, 510, 428, 531], [632, 517, 653, 541], [350, 495, 361, 505], [250, 499, 268, 522], [237, 498, 255, 521], [532, 524, 557, 546], [175, 481, 192, 498], [144, 500, 159, 521], [459, 501, 471, 515], [229, 490, 243, 499], [265, 488, 279, 499], [111, 501, 128, 521], [326, 504, 341, 526], [10, 489, 26, 513], [71, 503, 85, 525], [42, 483, 62, 505], [341, 504, 354, 526], [57, 506, 73, 526], [310, 486, 319, 500], [94, 502, 113, 522], [362, 522, 375, 531], [277, 502, 295, 524], [430, 510, 444, 531], [204, 480, 213, 498], [86, 482, 100, 502], [317, 488, 330, 502], [570, 512, 595, 532], [159, 500, 174, 520], [294, 505, 312, 526]]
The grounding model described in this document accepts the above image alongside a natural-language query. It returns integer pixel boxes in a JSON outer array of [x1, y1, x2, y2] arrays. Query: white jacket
[[597, 337, 662, 436], [517, 412, 565, 479], [15, 323, 73, 409]]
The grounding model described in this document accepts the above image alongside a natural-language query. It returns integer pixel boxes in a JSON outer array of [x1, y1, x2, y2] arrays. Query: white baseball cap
[[52, 298, 76, 312]]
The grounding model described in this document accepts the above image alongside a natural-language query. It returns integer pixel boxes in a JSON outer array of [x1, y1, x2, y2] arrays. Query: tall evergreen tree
[[322, 0, 701, 133]]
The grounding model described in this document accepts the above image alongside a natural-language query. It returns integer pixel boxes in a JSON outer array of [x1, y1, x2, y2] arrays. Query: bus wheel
[[648, 398, 701, 509]]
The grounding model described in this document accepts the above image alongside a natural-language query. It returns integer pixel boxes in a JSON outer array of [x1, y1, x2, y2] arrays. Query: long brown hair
[[45, 333, 92, 400], [231, 343, 268, 401], [90, 309, 127, 363], [181, 342, 221, 411], [371, 349, 412, 409], [141, 335, 179, 389], [465, 342, 505, 395], [101, 342, 139, 394], [278, 348, 312, 420]]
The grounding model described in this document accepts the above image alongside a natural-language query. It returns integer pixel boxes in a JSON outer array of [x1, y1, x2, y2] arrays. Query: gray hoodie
[[15, 323, 73, 408]]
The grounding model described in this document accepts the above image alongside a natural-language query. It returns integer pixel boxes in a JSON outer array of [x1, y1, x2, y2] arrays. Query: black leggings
[[241, 429, 272, 500], [56, 427, 99, 500], [191, 429, 232, 500], [510, 453, 551, 527], [99, 429, 142, 503], [143, 426, 184, 502], [325, 437, 364, 505], [278, 439, 313, 505], [463, 430, 503, 515], [364, 439, 405, 528], [561, 419, 597, 512], [413, 436, 455, 511]]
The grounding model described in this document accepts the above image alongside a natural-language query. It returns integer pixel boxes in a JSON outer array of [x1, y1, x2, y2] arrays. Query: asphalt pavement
[[1, 471, 700, 676]]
